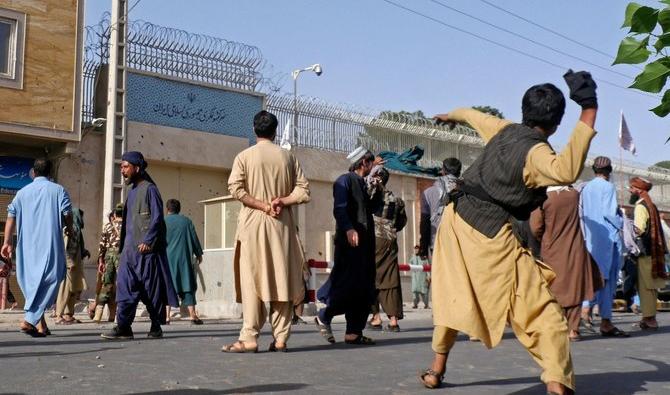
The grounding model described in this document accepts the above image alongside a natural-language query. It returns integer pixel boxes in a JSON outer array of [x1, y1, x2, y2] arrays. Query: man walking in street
[[101, 151, 179, 340], [223, 110, 310, 353], [629, 177, 669, 330], [420, 70, 598, 395], [409, 245, 430, 309], [367, 167, 407, 332], [92, 204, 123, 323], [165, 198, 204, 325], [529, 186, 602, 342], [55, 207, 89, 324], [315, 147, 383, 345], [580, 156, 628, 338], [419, 158, 461, 259], [1, 158, 73, 337]]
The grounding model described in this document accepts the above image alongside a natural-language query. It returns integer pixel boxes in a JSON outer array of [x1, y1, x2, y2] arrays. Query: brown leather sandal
[[221, 341, 258, 353], [419, 368, 444, 389]]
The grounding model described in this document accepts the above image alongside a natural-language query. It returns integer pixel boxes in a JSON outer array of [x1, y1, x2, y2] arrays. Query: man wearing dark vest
[[629, 177, 668, 331], [101, 151, 178, 340], [419, 70, 598, 395]]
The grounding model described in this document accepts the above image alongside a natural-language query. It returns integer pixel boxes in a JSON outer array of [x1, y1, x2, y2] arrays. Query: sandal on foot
[[314, 317, 336, 344], [21, 323, 46, 338], [221, 341, 258, 353], [637, 321, 659, 331], [268, 341, 288, 352], [569, 334, 582, 342], [600, 327, 630, 337], [366, 321, 383, 331], [191, 318, 204, 325], [384, 324, 400, 332], [419, 368, 444, 389], [344, 335, 375, 345]]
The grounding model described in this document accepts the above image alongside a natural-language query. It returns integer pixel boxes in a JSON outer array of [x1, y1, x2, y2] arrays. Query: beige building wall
[[0, 0, 83, 138]]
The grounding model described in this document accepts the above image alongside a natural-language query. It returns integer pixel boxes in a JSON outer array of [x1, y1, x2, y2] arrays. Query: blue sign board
[[0, 157, 32, 194], [126, 72, 264, 141]]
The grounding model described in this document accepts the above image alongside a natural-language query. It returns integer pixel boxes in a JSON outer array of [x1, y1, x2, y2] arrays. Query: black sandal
[[344, 335, 375, 345], [21, 324, 46, 338], [268, 341, 288, 352], [385, 324, 400, 332], [314, 317, 336, 344], [600, 327, 630, 337], [419, 368, 444, 389]]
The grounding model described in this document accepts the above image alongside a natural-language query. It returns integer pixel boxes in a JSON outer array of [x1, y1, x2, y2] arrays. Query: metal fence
[[82, 14, 265, 122]]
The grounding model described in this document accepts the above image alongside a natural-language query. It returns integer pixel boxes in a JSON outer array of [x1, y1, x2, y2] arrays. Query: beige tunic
[[432, 108, 595, 348], [228, 140, 310, 304]]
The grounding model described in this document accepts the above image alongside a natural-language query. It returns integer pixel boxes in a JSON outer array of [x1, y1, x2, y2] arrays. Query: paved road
[[1, 308, 669, 394]]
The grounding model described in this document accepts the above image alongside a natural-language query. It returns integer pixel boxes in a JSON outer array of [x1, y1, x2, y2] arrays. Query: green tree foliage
[[653, 160, 670, 168], [615, 1, 670, 116], [472, 105, 505, 119]]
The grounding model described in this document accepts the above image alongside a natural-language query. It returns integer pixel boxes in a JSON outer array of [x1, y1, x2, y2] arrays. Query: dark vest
[[638, 200, 667, 256], [455, 123, 549, 238], [119, 180, 167, 253]]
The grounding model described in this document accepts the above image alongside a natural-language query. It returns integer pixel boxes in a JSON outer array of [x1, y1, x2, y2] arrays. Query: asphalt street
[[0, 308, 669, 394]]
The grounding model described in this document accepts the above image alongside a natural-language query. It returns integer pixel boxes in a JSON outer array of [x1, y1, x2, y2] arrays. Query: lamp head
[[311, 64, 322, 76], [92, 118, 106, 128]]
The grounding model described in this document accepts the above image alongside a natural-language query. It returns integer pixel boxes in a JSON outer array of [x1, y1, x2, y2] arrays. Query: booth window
[[204, 199, 240, 250], [0, 8, 25, 90]]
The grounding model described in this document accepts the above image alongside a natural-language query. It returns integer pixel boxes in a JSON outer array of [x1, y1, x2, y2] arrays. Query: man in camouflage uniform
[[92, 204, 123, 323]]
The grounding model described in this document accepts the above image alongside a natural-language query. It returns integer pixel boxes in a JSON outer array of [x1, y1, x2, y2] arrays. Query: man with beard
[[420, 70, 598, 395], [580, 156, 628, 338], [101, 151, 178, 340], [315, 147, 383, 345], [367, 167, 407, 332], [629, 177, 669, 330]]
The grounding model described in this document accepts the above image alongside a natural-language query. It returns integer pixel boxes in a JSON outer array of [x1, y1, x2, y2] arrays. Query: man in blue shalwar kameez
[[101, 151, 178, 340], [1, 158, 73, 337], [580, 156, 628, 337]]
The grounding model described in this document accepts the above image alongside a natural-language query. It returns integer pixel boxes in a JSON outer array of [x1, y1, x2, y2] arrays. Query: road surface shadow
[[452, 358, 668, 395], [135, 383, 309, 394]]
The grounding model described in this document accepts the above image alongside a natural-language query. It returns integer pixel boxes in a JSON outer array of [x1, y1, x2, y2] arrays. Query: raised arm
[[434, 108, 512, 143]]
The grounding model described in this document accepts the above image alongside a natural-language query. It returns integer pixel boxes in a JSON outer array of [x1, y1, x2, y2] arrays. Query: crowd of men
[[1, 69, 669, 394]]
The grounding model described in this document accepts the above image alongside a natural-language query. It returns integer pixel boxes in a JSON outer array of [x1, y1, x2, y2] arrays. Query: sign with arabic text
[[126, 72, 264, 140], [0, 157, 32, 194]]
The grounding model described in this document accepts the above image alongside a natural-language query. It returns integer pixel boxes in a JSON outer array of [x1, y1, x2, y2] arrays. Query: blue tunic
[[116, 180, 178, 327], [8, 177, 71, 325], [580, 177, 623, 276]]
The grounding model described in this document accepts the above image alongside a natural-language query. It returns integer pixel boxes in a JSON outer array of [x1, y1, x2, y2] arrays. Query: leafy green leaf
[[651, 90, 670, 116], [661, 0, 670, 6], [630, 60, 670, 92], [623, 2, 643, 27], [659, 9, 670, 32], [630, 6, 659, 33], [614, 36, 651, 64], [655, 33, 670, 52]]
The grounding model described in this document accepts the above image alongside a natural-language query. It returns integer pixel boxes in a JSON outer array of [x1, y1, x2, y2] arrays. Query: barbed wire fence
[[82, 15, 670, 207]]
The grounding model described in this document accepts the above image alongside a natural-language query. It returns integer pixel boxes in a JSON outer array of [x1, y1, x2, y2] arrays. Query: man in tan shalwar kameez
[[421, 71, 598, 395], [223, 110, 310, 353]]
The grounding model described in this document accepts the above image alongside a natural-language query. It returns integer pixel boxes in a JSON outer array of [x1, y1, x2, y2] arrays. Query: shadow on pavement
[[135, 383, 309, 394], [0, 346, 123, 359], [453, 358, 669, 395]]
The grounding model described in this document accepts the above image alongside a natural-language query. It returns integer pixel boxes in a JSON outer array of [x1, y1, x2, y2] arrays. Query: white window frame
[[0, 8, 25, 90]]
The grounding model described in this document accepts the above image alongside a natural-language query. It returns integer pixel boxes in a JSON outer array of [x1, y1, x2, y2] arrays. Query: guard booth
[[195, 196, 242, 318]]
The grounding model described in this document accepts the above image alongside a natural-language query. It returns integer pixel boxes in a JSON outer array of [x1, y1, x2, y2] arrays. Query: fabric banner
[[618, 111, 636, 155]]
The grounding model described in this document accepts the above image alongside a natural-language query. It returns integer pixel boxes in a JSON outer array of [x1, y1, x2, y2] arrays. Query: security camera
[[92, 118, 106, 128], [312, 64, 323, 76]]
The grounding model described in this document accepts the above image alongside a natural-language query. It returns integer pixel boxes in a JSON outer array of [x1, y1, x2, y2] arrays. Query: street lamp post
[[292, 64, 322, 145]]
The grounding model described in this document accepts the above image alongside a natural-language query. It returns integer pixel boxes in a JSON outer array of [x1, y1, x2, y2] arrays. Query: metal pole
[[102, 0, 128, 221], [293, 73, 298, 145]]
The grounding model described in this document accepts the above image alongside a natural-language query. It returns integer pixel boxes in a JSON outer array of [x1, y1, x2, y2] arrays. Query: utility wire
[[380, 0, 658, 99], [428, 0, 634, 80], [477, 0, 633, 65]]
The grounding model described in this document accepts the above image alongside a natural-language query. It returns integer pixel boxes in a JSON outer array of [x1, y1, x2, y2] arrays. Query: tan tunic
[[228, 140, 310, 304], [432, 108, 595, 348], [529, 187, 601, 308]]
